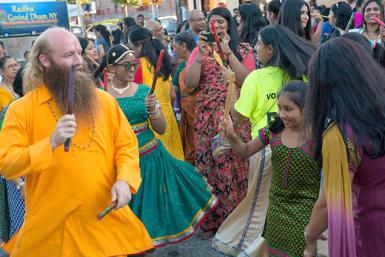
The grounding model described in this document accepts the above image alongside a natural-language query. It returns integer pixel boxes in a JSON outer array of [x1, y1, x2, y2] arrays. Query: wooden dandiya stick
[[97, 201, 117, 220], [345, 12, 355, 32], [224, 72, 235, 120], [372, 17, 385, 27], [64, 64, 76, 152], [103, 68, 108, 91], [150, 49, 165, 94], [210, 20, 228, 65]]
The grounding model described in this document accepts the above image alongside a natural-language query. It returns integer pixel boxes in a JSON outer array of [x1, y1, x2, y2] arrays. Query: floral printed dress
[[187, 43, 255, 231]]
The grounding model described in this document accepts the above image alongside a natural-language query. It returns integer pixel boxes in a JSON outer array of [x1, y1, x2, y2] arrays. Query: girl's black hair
[[267, 0, 283, 17], [208, 7, 243, 61], [12, 65, 24, 97], [270, 80, 308, 134], [176, 20, 190, 34], [331, 2, 352, 31], [259, 25, 315, 79], [128, 27, 172, 80], [277, 0, 312, 40], [341, 32, 372, 53], [111, 29, 123, 45], [238, 3, 267, 46], [173, 31, 197, 52], [94, 24, 112, 46], [305, 37, 385, 159]]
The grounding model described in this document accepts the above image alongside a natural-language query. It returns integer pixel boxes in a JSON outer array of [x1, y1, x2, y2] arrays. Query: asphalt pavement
[[155, 233, 228, 257]]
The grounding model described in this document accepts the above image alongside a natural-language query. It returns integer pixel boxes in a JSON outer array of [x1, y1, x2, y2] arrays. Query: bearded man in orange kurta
[[0, 27, 153, 257]]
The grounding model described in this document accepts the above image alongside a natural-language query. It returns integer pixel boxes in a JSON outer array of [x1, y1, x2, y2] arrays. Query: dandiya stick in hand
[[64, 64, 76, 152], [150, 49, 165, 94], [103, 68, 108, 91], [97, 201, 117, 220], [224, 72, 236, 120], [210, 20, 227, 64], [372, 17, 385, 27]]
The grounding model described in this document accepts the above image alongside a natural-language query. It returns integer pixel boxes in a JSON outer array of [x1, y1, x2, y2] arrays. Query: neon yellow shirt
[[234, 66, 292, 139]]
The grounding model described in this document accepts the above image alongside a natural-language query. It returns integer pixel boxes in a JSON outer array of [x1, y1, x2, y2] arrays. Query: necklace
[[47, 100, 96, 150], [111, 82, 131, 95]]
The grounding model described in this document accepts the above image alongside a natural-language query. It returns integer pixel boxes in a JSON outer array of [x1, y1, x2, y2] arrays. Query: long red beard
[[44, 61, 98, 123]]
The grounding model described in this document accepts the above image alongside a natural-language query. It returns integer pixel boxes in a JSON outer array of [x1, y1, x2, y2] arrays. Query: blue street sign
[[0, 2, 70, 38]]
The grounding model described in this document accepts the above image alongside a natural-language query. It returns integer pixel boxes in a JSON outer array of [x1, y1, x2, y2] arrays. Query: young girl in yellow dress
[[129, 27, 184, 160]]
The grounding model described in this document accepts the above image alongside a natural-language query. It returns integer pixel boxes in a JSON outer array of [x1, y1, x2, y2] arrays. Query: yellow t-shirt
[[234, 66, 292, 139]]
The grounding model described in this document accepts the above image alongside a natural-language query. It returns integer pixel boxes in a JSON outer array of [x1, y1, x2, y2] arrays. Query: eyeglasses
[[115, 62, 139, 70], [4, 63, 19, 69]]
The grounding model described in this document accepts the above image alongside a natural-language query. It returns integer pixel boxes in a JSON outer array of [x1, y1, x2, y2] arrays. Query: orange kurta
[[0, 85, 153, 257]]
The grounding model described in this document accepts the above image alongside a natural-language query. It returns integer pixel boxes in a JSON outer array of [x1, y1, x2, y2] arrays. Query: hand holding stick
[[224, 72, 235, 120], [150, 49, 165, 94], [103, 68, 108, 91], [210, 20, 228, 65], [64, 65, 76, 152], [97, 201, 117, 220], [372, 17, 385, 27]]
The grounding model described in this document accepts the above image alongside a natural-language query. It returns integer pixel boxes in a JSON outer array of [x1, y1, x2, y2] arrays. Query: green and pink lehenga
[[116, 84, 217, 247]]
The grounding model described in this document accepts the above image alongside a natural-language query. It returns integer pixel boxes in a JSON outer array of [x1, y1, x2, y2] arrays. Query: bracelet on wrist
[[149, 111, 161, 120], [146, 107, 158, 115]]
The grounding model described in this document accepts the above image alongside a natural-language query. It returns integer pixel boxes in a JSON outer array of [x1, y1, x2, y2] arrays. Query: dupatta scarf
[[322, 123, 357, 257]]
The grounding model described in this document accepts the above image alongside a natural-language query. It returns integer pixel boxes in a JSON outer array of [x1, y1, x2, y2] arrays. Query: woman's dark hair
[[331, 2, 352, 31], [342, 32, 385, 67], [342, 32, 372, 53], [208, 7, 243, 61], [372, 43, 385, 67], [267, 0, 282, 18], [128, 27, 172, 80], [93, 55, 107, 80], [176, 20, 190, 34], [0, 56, 14, 69], [111, 29, 123, 45], [238, 3, 267, 46], [94, 24, 112, 46], [77, 37, 89, 54], [356, 0, 365, 8], [173, 32, 197, 52], [362, 0, 385, 29], [259, 25, 315, 79], [277, 0, 312, 40], [270, 80, 308, 134], [13, 65, 24, 97], [123, 17, 137, 28], [305, 37, 385, 159]]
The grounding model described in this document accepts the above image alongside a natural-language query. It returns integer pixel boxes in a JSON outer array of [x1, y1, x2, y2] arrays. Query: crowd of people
[[0, 0, 385, 256]]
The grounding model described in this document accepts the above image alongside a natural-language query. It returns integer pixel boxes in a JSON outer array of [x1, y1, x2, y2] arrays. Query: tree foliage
[[66, 0, 91, 5]]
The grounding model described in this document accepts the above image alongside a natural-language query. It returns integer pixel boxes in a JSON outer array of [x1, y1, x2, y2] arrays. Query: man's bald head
[[188, 10, 206, 35], [145, 20, 164, 41], [24, 27, 82, 91], [188, 10, 204, 20]]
